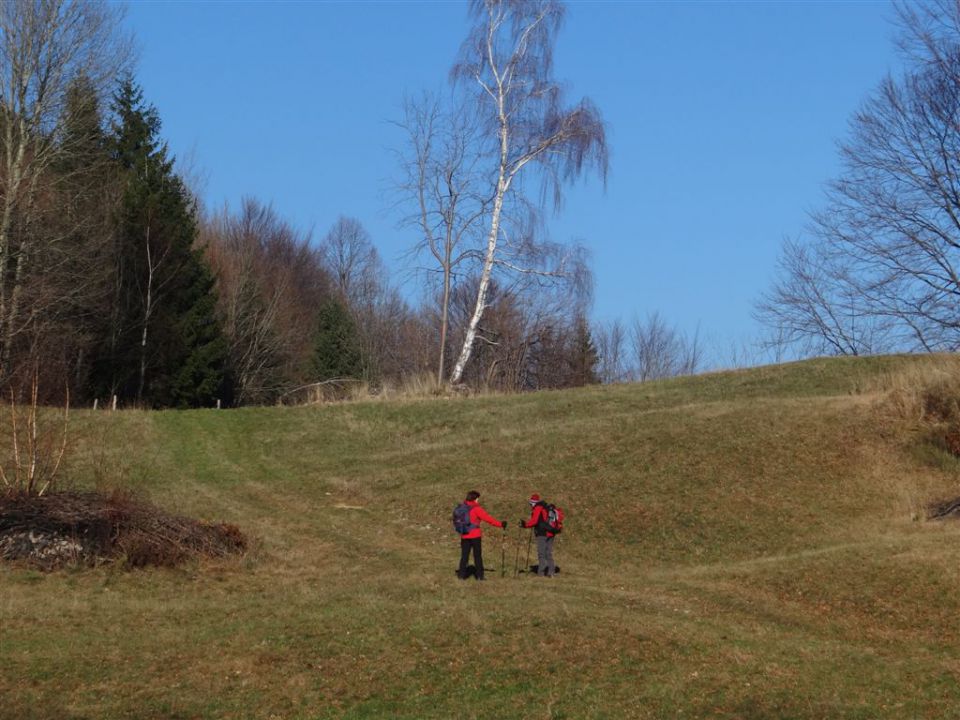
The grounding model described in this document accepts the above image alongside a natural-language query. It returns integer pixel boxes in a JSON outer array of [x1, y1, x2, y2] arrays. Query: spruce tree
[[312, 297, 362, 382], [569, 315, 600, 387], [169, 253, 231, 408], [89, 79, 228, 407]]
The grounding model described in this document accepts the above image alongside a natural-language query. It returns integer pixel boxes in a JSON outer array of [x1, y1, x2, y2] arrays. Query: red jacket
[[522, 503, 554, 537], [461, 500, 503, 539]]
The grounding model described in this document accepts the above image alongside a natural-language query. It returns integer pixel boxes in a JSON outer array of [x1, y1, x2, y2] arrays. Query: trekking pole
[[552, 533, 560, 576], [502, 526, 511, 578], [524, 528, 533, 574], [513, 523, 522, 577]]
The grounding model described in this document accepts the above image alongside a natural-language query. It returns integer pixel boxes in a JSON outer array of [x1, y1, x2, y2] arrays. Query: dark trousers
[[458, 537, 484, 579]]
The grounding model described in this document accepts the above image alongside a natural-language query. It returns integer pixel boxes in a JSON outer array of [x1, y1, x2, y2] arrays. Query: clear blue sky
[[124, 0, 899, 363]]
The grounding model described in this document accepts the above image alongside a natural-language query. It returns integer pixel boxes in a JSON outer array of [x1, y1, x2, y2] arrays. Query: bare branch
[[759, 2, 960, 354]]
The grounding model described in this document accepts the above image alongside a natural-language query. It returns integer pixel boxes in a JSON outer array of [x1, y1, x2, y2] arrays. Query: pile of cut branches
[[0, 490, 247, 569], [927, 496, 960, 521]]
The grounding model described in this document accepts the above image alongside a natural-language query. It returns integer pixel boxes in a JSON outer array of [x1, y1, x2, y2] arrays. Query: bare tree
[[362, 287, 434, 385], [394, 93, 489, 384], [318, 216, 404, 385], [755, 238, 886, 356], [446, 0, 608, 385], [630, 312, 702, 382], [0, 0, 129, 377], [203, 199, 331, 404], [450, 278, 532, 391], [319, 216, 383, 309], [136, 208, 174, 401], [595, 318, 628, 384], [759, 1, 960, 354], [0, 368, 68, 496]]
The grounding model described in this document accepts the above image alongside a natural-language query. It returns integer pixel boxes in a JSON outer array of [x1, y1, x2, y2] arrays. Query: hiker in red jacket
[[520, 493, 556, 577], [454, 490, 506, 581]]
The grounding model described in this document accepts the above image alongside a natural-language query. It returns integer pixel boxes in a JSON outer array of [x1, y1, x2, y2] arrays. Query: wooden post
[[111, 395, 117, 412], [92, 398, 98, 411], [216, 398, 221, 410]]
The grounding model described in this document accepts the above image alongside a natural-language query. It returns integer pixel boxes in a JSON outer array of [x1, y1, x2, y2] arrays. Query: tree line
[[4, 62, 611, 408], [0, 0, 231, 407], [14, 0, 960, 407], [1, 0, 712, 408]]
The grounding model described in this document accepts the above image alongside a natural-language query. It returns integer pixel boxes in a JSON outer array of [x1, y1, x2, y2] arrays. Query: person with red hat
[[520, 493, 557, 576], [453, 490, 506, 581]]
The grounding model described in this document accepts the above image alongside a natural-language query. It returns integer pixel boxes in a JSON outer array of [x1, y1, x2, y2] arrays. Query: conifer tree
[[312, 297, 362, 382], [88, 79, 228, 407], [569, 315, 600, 387], [168, 255, 231, 408]]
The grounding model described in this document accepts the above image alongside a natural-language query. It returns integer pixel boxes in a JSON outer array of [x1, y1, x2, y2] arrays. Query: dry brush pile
[[0, 490, 247, 569], [0, 373, 247, 570]]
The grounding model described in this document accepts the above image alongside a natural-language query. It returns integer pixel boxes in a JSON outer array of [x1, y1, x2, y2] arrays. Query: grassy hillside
[[3, 354, 960, 719]]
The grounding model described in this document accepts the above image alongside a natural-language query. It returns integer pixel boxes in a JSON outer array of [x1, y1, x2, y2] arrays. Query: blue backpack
[[452, 503, 477, 535]]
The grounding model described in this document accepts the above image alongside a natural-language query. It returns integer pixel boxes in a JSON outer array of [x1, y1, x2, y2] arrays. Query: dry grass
[[3, 355, 960, 718], [298, 373, 515, 406], [283, 374, 458, 405], [865, 354, 960, 518], [868, 353, 960, 422]]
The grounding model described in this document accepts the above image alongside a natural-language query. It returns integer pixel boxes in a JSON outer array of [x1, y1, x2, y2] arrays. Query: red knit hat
[[529, 493, 540, 505]]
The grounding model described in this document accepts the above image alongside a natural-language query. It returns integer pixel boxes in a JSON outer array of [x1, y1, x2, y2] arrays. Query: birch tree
[[447, 0, 608, 385], [0, 0, 129, 377]]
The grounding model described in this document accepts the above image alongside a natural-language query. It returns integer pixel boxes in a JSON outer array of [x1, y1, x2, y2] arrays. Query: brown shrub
[[0, 489, 247, 570]]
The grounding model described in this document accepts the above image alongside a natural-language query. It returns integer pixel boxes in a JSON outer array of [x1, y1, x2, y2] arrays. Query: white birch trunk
[[137, 225, 154, 402], [450, 179, 506, 384]]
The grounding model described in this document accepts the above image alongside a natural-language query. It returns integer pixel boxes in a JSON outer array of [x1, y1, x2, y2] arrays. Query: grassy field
[[3, 354, 960, 719]]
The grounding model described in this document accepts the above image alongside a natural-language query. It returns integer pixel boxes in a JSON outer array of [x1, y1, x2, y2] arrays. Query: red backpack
[[546, 504, 564, 533]]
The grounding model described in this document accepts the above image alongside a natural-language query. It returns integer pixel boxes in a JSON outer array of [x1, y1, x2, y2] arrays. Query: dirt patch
[[927, 496, 960, 520], [0, 490, 247, 570]]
